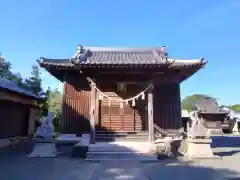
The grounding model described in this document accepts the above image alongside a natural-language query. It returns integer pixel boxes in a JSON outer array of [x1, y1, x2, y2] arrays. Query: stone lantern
[[179, 97, 229, 159]]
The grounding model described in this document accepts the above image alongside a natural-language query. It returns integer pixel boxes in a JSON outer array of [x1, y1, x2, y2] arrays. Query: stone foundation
[[55, 133, 90, 158], [179, 138, 221, 159]]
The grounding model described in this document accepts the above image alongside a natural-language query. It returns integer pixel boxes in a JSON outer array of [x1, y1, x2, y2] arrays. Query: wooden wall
[[60, 74, 91, 134], [153, 83, 182, 135], [0, 100, 30, 138], [98, 83, 147, 132], [61, 72, 182, 136], [0, 90, 39, 138]]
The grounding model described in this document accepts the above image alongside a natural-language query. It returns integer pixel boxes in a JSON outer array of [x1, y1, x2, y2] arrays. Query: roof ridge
[[84, 46, 154, 52]]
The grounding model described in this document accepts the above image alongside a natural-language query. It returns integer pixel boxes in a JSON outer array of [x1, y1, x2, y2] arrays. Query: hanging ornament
[[141, 92, 145, 100], [132, 99, 136, 106], [120, 102, 123, 108], [108, 100, 111, 106]]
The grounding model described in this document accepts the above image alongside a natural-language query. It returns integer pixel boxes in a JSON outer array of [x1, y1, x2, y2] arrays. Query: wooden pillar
[[95, 91, 99, 126], [90, 82, 96, 144], [148, 85, 154, 142], [59, 74, 66, 133]]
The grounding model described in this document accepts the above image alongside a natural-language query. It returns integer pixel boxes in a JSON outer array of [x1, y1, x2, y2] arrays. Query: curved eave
[[37, 57, 207, 83], [37, 57, 206, 69], [37, 58, 74, 69], [177, 60, 207, 83]]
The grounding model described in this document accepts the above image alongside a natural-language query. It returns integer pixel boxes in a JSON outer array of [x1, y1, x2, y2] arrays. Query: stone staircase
[[95, 130, 149, 142], [86, 141, 158, 162]]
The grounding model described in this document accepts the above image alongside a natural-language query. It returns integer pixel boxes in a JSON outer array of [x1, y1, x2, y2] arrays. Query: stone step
[[95, 131, 148, 136], [95, 135, 149, 139], [95, 131, 149, 142], [89, 146, 136, 152], [88, 142, 156, 154], [95, 133, 148, 138], [86, 151, 158, 162], [95, 137, 148, 142]]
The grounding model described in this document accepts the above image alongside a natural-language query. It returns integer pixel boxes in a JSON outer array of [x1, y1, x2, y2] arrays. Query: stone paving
[[1, 137, 240, 180], [91, 161, 150, 180]]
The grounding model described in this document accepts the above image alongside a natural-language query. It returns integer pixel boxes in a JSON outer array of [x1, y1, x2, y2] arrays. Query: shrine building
[[38, 45, 206, 143]]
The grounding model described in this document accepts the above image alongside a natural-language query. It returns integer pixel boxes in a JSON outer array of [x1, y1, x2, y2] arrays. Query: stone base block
[[156, 137, 182, 158], [72, 145, 88, 158], [0, 139, 11, 148], [179, 138, 221, 160], [55, 143, 75, 157]]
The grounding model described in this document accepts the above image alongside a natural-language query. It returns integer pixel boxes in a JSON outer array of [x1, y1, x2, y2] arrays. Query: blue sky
[[0, 0, 239, 105]]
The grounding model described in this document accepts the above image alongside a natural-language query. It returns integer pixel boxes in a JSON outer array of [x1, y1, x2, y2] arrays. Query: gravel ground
[[1, 136, 240, 180]]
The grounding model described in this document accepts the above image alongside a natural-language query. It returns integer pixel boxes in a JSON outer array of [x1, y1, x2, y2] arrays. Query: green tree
[[0, 56, 29, 89], [24, 65, 50, 117], [182, 94, 217, 111], [48, 88, 62, 116], [0, 56, 12, 78], [231, 104, 240, 112], [24, 65, 42, 94], [0, 55, 20, 80], [47, 88, 62, 131]]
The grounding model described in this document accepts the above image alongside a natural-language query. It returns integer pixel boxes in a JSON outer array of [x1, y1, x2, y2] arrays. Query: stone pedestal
[[179, 138, 220, 159], [27, 143, 58, 158], [72, 133, 90, 158], [28, 113, 58, 158]]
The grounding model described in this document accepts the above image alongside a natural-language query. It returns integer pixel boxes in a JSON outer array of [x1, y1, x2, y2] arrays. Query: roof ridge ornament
[[70, 45, 89, 65], [152, 46, 168, 63]]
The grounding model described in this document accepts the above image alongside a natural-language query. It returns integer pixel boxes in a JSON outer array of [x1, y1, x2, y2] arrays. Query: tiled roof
[[0, 78, 41, 99], [38, 46, 206, 69], [79, 47, 156, 64]]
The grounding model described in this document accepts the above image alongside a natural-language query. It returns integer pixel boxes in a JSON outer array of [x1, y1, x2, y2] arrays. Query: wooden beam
[[89, 81, 96, 144], [148, 86, 154, 142]]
